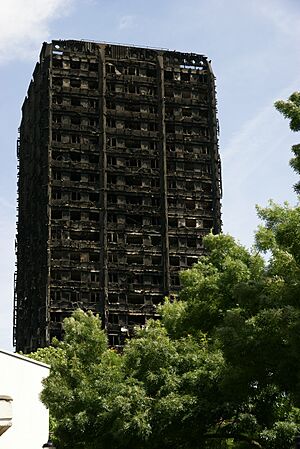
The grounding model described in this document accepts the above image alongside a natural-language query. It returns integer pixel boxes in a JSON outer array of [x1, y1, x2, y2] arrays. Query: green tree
[[275, 92, 300, 192], [31, 94, 300, 449]]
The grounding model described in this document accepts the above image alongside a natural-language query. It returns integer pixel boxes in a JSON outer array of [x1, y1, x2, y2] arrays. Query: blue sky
[[0, 0, 299, 350]]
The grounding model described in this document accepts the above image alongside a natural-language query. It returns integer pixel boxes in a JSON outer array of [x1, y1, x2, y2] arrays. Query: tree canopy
[[30, 93, 300, 449]]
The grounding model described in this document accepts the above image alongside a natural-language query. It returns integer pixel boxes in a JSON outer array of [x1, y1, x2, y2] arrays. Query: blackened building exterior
[[15, 40, 222, 352]]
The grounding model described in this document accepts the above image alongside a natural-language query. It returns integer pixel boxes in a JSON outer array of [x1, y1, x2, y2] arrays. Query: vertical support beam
[[206, 60, 222, 234], [98, 45, 108, 327], [157, 54, 170, 296], [45, 43, 53, 346]]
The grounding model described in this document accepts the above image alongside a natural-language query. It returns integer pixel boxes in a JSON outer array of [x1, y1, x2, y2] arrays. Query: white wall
[[0, 350, 50, 449]]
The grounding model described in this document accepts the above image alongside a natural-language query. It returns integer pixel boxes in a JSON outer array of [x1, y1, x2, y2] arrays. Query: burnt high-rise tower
[[15, 40, 222, 353]]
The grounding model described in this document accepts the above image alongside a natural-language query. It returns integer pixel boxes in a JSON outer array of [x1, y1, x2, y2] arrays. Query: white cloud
[[119, 15, 136, 30], [0, 0, 73, 64], [254, 0, 300, 39]]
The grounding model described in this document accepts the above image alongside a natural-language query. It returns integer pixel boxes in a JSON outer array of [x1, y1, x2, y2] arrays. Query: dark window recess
[[182, 108, 192, 117], [186, 218, 196, 228], [89, 211, 99, 222], [127, 255, 143, 264], [106, 99, 116, 109], [125, 103, 140, 112], [126, 176, 142, 187], [169, 237, 178, 247], [71, 97, 81, 106], [151, 159, 159, 168], [90, 292, 100, 303], [52, 229, 61, 239], [70, 116, 81, 125], [170, 256, 180, 266], [108, 314, 119, 324], [127, 234, 143, 244], [166, 124, 175, 133], [164, 70, 173, 80], [169, 217, 178, 227], [107, 118, 116, 128], [71, 271, 81, 281], [182, 90, 191, 99], [186, 199, 195, 209], [187, 237, 197, 248], [185, 162, 194, 171], [151, 235, 161, 246], [151, 179, 160, 188], [152, 275, 162, 285], [53, 115, 61, 123], [107, 175, 117, 184], [171, 274, 180, 286], [168, 180, 176, 189], [151, 216, 161, 226], [70, 253, 80, 262], [108, 233, 118, 243], [90, 272, 99, 282], [71, 135, 80, 144], [70, 78, 81, 88], [126, 139, 141, 149], [89, 99, 99, 109], [70, 211, 81, 220], [50, 312, 61, 322], [149, 105, 157, 114], [89, 252, 100, 262], [88, 232, 100, 241], [52, 133, 61, 142], [126, 196, 142, 205], [126, 158, 142, 167], [152, 256, 161, 266], [88, 80, 98, 89], [70, 231, 100, 241], [89, 192, 100, 202], [52, 210, 62, 219], [108, 213, 117, 223], [128, 294, 144, 305], [89, 62, 98, 72], [107, 156, 117, 165], [128, 315, 145, 325], [89, 154, 99, 164], [53, 95, 63, 105], [181, 72, 190, 81], [53, 170, 61, 180], [125, 121, 140, 130], [202, 183, 212, 194], [53, 77, 63, 86], [70, 60, 81, 69], [70, 172, 81, 181], [187, 257, 198, 267], [106, 63, 116, 73], [71, 192, 81, 201], [53, 59, 63, 68], [146, 67, 156, 77], [151, 197, 160, 207], [126, 215, 143, 226], [108, 293, 119, 303], [108, 252, 118, 263], [70, 151, 81, 161], [108, 273, 118, 283], [107, 194, 117, 204], [203, 219, 213, 229], [52, 189, 61, 200], [149, 122, 158, 131], [89, 174, 100, 183]]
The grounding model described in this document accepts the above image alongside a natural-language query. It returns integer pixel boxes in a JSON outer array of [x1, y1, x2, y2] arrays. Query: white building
[[0, 349, 50, 449]]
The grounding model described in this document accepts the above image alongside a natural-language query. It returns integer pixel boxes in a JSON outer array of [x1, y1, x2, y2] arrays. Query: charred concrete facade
[[15, 40, 222, 352]]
